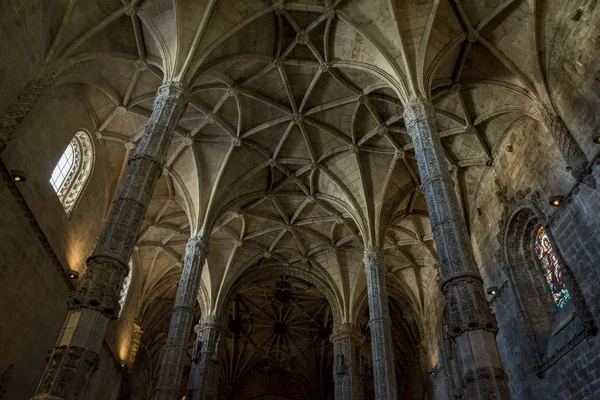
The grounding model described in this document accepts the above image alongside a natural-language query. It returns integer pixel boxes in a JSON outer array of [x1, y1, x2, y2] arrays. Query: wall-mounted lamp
[[120, 361, 128, 368], [486, 286, 499, 296], [67, 269, 79, 279], [549, 195, 564, 207], [10, 169, 26, 182]]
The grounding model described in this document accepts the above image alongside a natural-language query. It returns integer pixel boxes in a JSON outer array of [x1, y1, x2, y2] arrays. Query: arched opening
[[49, 130, 93, 215], [358, 295, 428, 400], [533, 226, 570, 309], [219, 275, 335, 400]]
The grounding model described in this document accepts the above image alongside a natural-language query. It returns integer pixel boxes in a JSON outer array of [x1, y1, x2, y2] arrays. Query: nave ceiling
[[2, 0, 599, 394]]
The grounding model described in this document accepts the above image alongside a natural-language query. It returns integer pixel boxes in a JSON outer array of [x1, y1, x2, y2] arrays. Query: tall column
[[186, 315, 227, 400], [403, 97, 509, 400], [32, 81, 188, 400], [330, 323, 365, 400], [363, 249, 397, 399], [152, 237, 208, 400]]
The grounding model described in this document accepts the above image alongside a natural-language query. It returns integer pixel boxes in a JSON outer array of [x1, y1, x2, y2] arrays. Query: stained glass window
[[534, 226, 570, 308], [49, 131, 93, 215]]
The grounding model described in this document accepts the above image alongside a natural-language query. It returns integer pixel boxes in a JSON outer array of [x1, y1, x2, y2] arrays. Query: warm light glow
[[69, 274, 76, 279], [548, 195, 563, 207]]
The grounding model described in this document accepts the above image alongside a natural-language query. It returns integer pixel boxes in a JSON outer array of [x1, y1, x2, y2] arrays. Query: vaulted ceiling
[[2, 0, 598, 396]]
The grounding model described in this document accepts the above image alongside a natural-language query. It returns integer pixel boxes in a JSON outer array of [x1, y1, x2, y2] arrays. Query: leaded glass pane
[[534, 226, 570, 308], [50, 142, 75, 192]]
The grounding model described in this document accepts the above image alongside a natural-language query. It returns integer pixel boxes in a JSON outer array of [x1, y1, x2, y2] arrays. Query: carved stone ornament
[[68, 255, 130, 319], [33, 345, 100, 400], [402, 97, 436, 130]]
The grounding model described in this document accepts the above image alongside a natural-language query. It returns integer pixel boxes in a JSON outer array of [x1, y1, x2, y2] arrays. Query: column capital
[[403, 97, 435, 129], [186, 235, 208, 253], [330, 323, 364, 343], [363, 248, 384, 266], [197, 314, 227, 334]]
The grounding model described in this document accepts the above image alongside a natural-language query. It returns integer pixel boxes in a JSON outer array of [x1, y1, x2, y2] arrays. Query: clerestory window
[[49, 131, 93, 216]]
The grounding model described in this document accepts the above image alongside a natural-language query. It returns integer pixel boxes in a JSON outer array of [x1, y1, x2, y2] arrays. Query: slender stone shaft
[[363, 249, 397, 399], [403, 97, 509, 400], [330, 323, 365, 400], [153, 237, 208, 400], [32, 82, 188, 400], [186, 315, 227, 400]]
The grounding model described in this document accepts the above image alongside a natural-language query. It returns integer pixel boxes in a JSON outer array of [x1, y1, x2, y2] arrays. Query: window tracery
[[534, 226, 570, 309], [49, 131, 93, 215]]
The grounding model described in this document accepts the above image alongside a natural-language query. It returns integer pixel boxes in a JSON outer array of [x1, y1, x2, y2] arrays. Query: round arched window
[[49, 131, 93, 215]]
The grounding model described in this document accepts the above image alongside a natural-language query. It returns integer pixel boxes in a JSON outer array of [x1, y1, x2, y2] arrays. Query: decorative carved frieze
[[32, 345, 99, 400], [0, 74, 56, 152]]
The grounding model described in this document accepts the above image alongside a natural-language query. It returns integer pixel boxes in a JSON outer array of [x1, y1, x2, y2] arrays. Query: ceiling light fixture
[[10, 169, 26, 182], [486, 286, 499, 296], [67, 269, 79, 279], [549, 195, 564, 207]]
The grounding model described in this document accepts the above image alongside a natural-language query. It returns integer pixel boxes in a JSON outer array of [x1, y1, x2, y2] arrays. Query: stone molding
[[0, 73, 57, 152]]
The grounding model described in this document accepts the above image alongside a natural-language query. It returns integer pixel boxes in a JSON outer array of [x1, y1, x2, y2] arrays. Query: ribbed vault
[[3, 0, 598, 398]]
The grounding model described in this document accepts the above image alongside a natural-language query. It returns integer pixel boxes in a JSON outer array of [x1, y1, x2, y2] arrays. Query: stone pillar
[[32, 82, 188, 400], [186, 315, 226, 400], [153, 237, 208, 400], [330, 323, 365, 400], [403, 98, 510, 400], [363, 249, 397, 399]]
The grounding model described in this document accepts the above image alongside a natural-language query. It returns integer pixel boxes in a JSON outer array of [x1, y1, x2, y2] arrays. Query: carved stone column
[[330, 323, 365, 400], [363, 249, 397, 399], [32, 82, 188, 400], [186, 315, 227, 400], [153, 237, 208, 400], [403, 98, 510, 400], [540, 108, 595, 188]]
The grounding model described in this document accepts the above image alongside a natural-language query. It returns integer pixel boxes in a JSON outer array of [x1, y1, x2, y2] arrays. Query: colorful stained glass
[[534, 226, 570, 308]]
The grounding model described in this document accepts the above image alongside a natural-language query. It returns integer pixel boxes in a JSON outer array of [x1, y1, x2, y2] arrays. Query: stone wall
[[469, 114, 600, 399], [0, 84, 126, 399]]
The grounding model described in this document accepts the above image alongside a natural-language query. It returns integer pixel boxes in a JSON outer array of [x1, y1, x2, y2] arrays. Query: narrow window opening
[[534, 226, 570, 308], [49, 131, 93, 215]]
